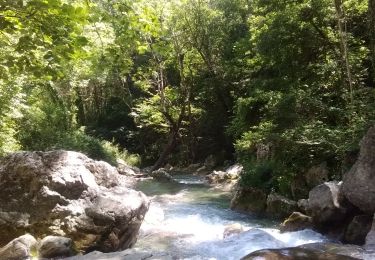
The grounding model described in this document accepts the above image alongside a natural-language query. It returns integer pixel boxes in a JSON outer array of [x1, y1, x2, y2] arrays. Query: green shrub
[[239, 159, 295, 197], [240, 160, 274, 191], [15, 89, 140, 166], [100, 139, 141, 166], [44, 129, 141, 166]]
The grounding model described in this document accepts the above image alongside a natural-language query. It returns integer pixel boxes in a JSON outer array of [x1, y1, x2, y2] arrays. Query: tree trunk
[[369, 0, 375, 81], [151, 52, 188, 171], [334, 0, 353, 104], [150, 129, 179, 172]]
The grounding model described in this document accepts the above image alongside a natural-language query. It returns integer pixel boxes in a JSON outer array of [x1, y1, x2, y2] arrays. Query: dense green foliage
[[1, 0, 374, 196]]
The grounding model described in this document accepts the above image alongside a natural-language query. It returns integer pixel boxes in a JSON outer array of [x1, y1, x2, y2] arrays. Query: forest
[[1, 0, 375, 197]]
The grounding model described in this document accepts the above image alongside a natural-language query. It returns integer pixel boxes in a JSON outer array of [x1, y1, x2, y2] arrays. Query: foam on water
[[135, 176, 328, 259], [173, 175, 207, 185]]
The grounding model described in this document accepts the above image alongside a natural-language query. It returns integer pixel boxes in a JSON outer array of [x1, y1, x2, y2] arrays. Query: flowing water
[[134, 175, 329, 259]]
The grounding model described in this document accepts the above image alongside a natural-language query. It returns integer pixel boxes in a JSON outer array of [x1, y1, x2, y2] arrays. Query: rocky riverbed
[[1, 141, 375, 259]]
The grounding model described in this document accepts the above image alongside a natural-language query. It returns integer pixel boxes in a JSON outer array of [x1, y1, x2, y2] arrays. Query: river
[[134, 175, 329, 259]]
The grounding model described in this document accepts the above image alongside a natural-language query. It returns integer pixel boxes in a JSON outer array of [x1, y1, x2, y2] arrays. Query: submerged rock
[[241, 247, 358, 260], [0, 234, 37, 260], [266, 192, 298, 219], [0, 151, 149, 253], [230, 187, 267, 215], [342, 126, 375, 213], [280, 212, 313, 233]]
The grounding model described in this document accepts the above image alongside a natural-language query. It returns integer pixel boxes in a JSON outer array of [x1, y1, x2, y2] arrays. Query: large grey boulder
[[308, 181, 348, 224], [0, 234, 37, 260], [0, 151, 149, 253], [342, 126, 375, 213], [266, 192, 298, 219]]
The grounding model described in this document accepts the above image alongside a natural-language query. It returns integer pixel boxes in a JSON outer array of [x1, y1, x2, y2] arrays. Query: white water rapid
[[134, 175, 329, 259]]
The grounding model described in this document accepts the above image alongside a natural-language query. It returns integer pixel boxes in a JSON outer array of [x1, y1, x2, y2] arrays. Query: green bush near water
[[53, 130, 141, 166]]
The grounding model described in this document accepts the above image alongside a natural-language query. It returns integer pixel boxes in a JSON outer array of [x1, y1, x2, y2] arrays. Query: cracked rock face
[[342, 126, 375, 214], [0, 151, 149, 253]]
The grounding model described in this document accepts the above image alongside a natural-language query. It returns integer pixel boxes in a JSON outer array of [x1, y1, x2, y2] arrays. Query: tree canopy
[[0, 0, 374, 197]]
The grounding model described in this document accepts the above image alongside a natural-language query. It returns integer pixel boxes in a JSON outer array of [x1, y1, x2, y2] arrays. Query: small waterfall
[[135, 175, 328, 259]]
